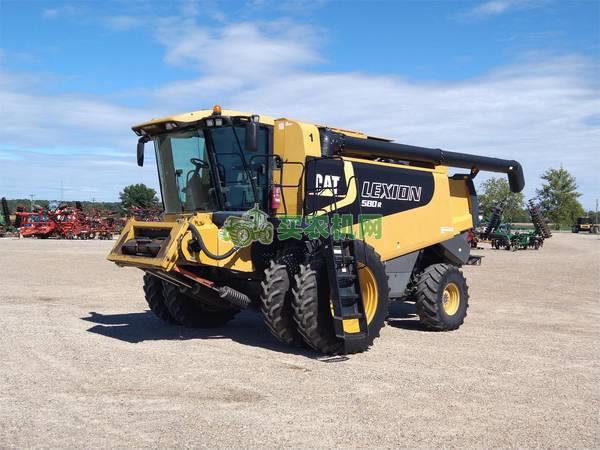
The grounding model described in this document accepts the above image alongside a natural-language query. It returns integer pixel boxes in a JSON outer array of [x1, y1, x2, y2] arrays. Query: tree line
[[479, 167, 594, 228]]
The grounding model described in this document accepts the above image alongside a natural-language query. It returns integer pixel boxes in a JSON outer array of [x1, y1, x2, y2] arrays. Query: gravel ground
[[0, 233, 598, 448]]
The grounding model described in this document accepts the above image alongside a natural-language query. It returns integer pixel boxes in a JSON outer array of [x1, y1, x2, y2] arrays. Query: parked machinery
[[528, 199, 552, 241], [127, 206, 163, 222], [0, 197, 11, 236], [487, 200, 550, 251], [571, 217, 599, 234], [16, 203, 117, 239]]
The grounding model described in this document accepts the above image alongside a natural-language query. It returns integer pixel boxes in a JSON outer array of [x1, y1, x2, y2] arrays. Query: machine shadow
[[82, 310, 319, 358], [83, 302, 427, 355], [386, 301, 426, 331]]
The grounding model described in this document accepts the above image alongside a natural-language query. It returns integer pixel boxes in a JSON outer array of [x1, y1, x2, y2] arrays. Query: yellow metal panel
[[273, 118, 321, 216], [106, 219, 186, 271], [449, 179, 475, 233], [179, 214, 253, 272], [107, 215, 253, 273]]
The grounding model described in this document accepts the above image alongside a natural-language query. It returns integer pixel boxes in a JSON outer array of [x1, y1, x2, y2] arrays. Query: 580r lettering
[[361, 199, 382, 208]]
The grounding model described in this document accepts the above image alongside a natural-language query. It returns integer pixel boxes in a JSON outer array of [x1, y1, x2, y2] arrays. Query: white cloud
[[157, 20, 321, 76], [105, 15, 143, 31], [41, 5, 79, 20], [42, 8, 59, 19], [460, 0, 551, 20], [0, 69, 160, 201], [1, 16, 598, 208], [0, 149, 158, 201]]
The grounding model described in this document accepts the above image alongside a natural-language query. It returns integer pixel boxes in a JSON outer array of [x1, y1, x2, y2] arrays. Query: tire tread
[[415, 263, 469, 331]]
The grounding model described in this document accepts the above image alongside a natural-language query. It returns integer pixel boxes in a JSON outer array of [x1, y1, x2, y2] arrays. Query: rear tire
[[415, 263, 469, 331], [162, 282, 239, 328], [143, 273, 177, 323]]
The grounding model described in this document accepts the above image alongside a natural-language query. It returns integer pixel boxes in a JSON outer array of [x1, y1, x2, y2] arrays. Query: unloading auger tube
[[320, 129, 525, 193]]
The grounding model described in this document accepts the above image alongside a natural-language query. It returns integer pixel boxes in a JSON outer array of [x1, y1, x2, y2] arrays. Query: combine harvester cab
[[108, 105, 525, 355]]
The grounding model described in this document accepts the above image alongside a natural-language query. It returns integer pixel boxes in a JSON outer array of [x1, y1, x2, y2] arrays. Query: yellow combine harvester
[[108, 106, 524, 354]]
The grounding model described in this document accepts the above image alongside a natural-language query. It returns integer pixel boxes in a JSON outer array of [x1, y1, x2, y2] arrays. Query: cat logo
[[313, 174, 341, 197]]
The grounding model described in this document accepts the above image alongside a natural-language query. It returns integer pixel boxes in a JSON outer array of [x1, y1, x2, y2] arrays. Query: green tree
[[478, 177, 525, 222], [119, 184, 159, 209], [536, 167, 584, 229], [586, 209, 600, 225]]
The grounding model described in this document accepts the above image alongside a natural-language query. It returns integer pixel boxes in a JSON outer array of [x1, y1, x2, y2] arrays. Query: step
[[333, 312, 365, 321], [336, 273, 356, 287], [334, 255, 355, 264]]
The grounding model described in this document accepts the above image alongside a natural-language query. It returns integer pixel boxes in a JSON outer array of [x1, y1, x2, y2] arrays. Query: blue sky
[[0, 0, 598, 207]]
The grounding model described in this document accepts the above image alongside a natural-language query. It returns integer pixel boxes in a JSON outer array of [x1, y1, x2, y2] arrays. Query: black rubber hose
[[187, 222, 239, 260]]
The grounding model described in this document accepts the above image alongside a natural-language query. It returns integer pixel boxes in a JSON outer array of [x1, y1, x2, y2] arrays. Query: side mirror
[[244, 115, 259, 152], [137, 137, 146, 167]]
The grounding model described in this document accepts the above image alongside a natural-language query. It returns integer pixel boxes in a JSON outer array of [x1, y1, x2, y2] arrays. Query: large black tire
[[293, 241, 389, 355], [162, 282, 239, 328], [142, 273, 177, 323], [415, 263, 469, 331], [260, 252, 304, 346]]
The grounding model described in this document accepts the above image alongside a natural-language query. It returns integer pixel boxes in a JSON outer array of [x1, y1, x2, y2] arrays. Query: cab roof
[[132, 107, 391, 141]]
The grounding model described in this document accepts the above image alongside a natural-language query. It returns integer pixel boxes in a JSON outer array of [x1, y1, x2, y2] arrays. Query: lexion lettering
[[361, 181, 422, 202]]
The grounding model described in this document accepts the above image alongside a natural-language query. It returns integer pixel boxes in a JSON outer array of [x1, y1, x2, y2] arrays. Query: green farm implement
[[484, 200, 550, 251], [489, 225, 542, 251]]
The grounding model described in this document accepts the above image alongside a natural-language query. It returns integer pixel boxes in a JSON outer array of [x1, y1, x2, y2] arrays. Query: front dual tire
[[142, 274, 239, 328], [260, 242, 389, 355]]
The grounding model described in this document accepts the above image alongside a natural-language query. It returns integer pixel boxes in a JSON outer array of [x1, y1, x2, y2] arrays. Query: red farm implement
[[16, 203, 117, 239]]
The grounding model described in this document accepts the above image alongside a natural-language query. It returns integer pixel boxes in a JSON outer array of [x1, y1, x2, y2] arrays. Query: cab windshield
[[154, 125, 269, 213]]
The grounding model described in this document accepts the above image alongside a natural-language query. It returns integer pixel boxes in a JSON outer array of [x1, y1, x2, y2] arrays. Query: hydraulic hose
[[187, 222, 239, 260]]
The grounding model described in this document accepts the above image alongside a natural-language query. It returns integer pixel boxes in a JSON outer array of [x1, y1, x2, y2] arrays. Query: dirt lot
[[0, 233, 598, 448]]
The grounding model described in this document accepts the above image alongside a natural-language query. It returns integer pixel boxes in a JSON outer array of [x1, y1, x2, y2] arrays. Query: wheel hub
[[442, 282, 460, 316]]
